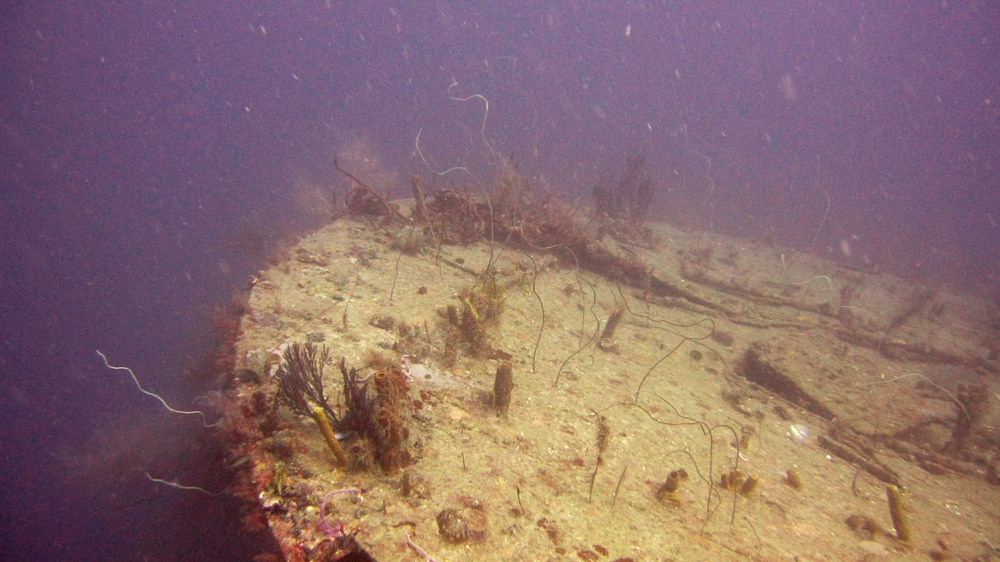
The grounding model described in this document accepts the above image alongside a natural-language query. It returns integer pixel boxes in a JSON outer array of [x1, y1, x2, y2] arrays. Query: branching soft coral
[[274, 342, 339, 424]]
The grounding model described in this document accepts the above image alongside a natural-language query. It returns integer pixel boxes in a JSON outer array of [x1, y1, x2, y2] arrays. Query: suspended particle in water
[[839, 239, 852, 258]]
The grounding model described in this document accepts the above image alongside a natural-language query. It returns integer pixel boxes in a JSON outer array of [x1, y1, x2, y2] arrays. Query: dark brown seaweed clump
[[338, 359, 412, 472], [407, 156, 659, 292]]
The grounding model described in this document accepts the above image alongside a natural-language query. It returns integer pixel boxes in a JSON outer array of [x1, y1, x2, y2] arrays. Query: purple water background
[[2, 0, 998, 559]]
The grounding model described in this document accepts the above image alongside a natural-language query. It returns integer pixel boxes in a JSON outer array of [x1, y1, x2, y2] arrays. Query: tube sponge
[[312, 407, 347, 467], [885, 484, 911, 544]]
